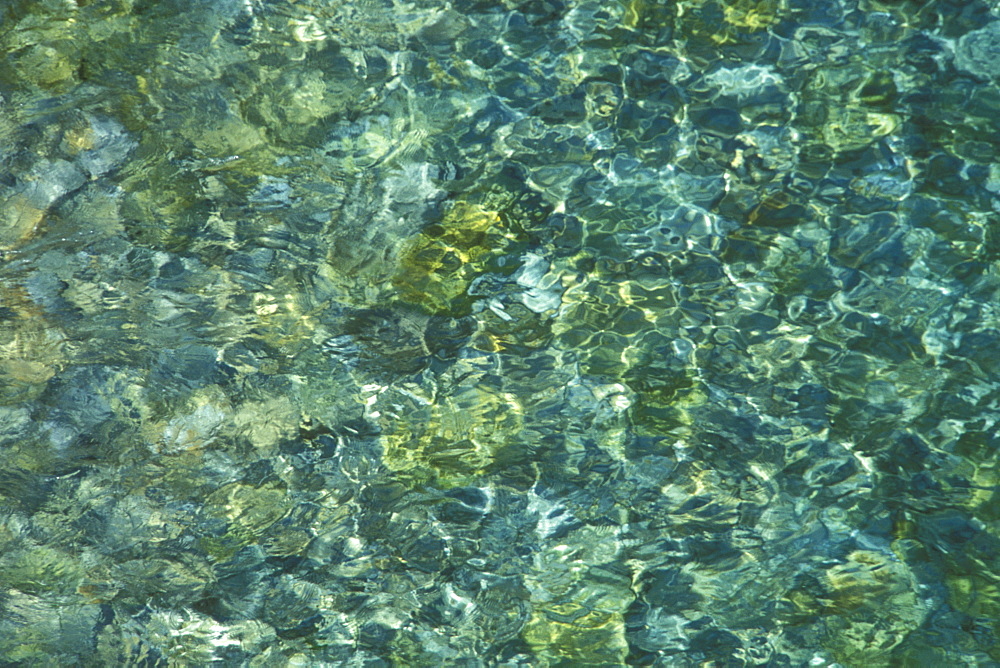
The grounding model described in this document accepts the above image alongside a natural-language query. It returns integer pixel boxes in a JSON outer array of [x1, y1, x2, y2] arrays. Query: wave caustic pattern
[[0, 0, 999, 664]]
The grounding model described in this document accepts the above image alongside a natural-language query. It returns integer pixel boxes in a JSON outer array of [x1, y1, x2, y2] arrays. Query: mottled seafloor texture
[[1, 0, 999, 665]]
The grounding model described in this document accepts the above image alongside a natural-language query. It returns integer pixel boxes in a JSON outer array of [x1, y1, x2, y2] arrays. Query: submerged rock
[[1, 112, 135, 249], [956, 21, 1000, 81]]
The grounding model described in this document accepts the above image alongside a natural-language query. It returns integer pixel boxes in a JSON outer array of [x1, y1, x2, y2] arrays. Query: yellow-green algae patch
[[376, 380, 524, 489], [780, 550, 924, 667], [522, 524, 633, 665], [392, 201, 513, 315]]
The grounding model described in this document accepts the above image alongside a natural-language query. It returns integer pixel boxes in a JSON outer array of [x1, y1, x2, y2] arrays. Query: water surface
[[1, 0, 999, 664]]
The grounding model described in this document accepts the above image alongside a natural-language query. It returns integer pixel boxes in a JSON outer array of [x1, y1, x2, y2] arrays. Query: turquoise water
[[1, 0, 999, 664]]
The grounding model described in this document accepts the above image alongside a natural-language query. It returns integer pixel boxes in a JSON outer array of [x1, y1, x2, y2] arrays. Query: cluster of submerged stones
[[1, 0, 1000, 663]]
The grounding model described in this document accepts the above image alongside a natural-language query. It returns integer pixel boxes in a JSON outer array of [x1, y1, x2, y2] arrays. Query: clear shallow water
[[1, 0, 999, 665]]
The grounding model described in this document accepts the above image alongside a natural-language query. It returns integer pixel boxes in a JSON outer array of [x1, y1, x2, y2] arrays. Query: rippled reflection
[[1, 0, 999, 664]]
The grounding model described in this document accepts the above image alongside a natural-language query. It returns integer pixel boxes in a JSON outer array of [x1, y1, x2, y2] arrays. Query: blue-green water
[[1, 0, 999, 665]]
